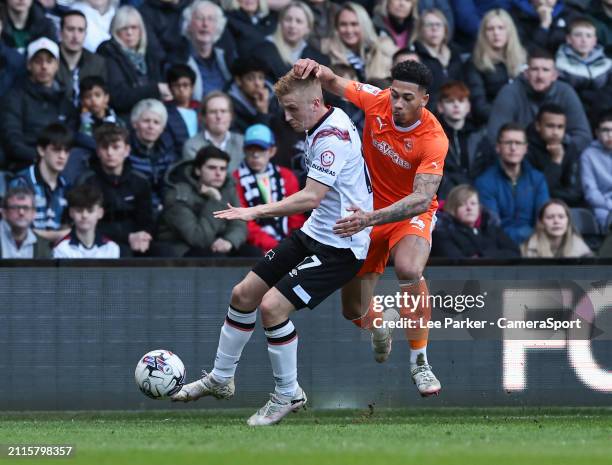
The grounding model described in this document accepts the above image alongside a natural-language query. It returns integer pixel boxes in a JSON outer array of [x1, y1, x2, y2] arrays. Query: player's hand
[[211, 238, 233, 254], [333, 206, 371, 237], [293, 58, 322, 79], [214, 203, 259, 222]]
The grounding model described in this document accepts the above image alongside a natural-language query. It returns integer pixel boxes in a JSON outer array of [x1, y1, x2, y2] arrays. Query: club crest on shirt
[[404, 139, 413, 151], [321, 151, 335, 167]]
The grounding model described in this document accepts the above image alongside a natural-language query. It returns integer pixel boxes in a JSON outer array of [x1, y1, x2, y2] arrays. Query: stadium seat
[[570, 208, 603, 252]]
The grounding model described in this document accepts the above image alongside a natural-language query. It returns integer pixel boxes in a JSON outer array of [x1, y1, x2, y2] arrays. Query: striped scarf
[[237, 161, 288, 240]]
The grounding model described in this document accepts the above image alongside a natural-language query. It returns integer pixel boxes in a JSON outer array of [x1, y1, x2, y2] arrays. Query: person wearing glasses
[[0, 186, 52, 259], [475, 122, 550, 245]]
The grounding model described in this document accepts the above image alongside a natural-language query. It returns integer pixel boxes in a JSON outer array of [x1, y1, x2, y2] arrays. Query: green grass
[[0, 408, 610, 465]]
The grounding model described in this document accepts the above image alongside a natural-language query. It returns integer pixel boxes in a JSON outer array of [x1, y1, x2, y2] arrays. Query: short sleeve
[[307, 129, 351, 187], [344, 80, 384, 112], [415, 135, 448, 176]]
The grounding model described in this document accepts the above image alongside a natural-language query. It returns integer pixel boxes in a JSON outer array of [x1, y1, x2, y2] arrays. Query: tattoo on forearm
[[368, 174, 442, 226]]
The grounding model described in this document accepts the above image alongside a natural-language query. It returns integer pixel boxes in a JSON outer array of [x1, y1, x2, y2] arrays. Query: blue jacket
[[475, 159, 549, 244], [451, 1, 510, 39]]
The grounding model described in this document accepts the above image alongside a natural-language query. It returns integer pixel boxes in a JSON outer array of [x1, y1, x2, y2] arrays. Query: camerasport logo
[[321, 151, 335, 167]]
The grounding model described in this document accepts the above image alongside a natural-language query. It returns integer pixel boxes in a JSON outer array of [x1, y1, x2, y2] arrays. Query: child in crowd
[[79, 76, 121, 138], [556, 17, 612, 114], [165, 64, 200, 155], [10, 123, 73, 243], [53, 183, 120, 258], [233, 124, 305, 255]]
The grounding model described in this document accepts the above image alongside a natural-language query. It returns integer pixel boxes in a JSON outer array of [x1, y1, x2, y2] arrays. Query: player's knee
[[394, 261, 423, 282], [259, 293, 285, 326], [230, 281, 258, 310]]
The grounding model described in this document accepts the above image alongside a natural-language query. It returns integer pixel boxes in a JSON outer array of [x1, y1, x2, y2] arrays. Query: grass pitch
[[0, 407, 610, 465]]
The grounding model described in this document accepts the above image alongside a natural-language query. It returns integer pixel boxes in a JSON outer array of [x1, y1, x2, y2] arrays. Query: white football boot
[[171, 370, 234, 402], [411, 355, 441, 397], [246, 386, 307, 426], [370, 307, 400, 363]]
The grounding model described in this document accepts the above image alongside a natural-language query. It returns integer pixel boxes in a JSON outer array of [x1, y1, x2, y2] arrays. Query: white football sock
[[410, 346, 428, 368], [211, 306, 257, 381], [265, 319, 298, 397]]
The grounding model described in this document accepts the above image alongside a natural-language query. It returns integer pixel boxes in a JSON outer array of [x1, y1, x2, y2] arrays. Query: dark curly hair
[[390, 60, 433, 92]]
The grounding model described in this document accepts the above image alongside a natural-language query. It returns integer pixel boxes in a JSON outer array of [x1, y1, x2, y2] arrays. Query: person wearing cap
[[0, 36, 76, 172], [228, 56, 281, 133], [233, 123, 305, 255]]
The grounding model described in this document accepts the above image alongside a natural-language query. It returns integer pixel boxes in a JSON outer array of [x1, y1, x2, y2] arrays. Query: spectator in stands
[[226, 0, 278, 57], [450, 1, 512, 49], [0, 0, 57, 54], [464, 8, 527, 125], [511, 0, 583, 53], [1, 37, 76, 172], [72, 0, 115, 53], [57, 10, 108, 108], [129, 98, 179, 214], [0, 186, 52, 258], [10, 123, 72, 243], [413, 8, 463, 110], [138, 0, 191, 66], [521, 199, 592, 257], [97, 6, 170, 116], [305, 0, 339, 49], [475, 123, 550, 244], [0, 17, 26, 98], [392, 45, 421, 65], [176, 0, 235, 101], [78, 123, 154, 256], [436, 81, 493, 199], [588, 0, 612, 55], [164, 64, 199, 157], [487, 48, 592, 153], [580, 110, 612, 230], [183, 91, 244, 172], [53, 183, 120, 258], [372, 0, 418, 49], [258, 1, 329, 81], [233, 124, 304, 254], [322, 2, 397, 82], [64, 76, 122, 183], [527, 103, 582, 207], [228, 57, 281, 133], [157, 146, 247, 257], [556, 17, 612, 114], [431, 184, 520, 258], [78, 76, 121, 141]]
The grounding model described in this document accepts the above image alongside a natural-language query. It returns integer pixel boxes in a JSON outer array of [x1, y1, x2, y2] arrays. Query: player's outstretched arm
[[293, 58, 351, 98], [214, 178, 329, 222], [333, 174, 442, 237]]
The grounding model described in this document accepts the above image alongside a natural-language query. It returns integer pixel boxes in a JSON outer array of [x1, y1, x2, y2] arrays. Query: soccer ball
[[135, 350, 185, 399]]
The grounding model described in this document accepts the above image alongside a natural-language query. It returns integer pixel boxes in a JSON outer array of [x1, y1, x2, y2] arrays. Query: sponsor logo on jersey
[[370, 132, 412, 170], [321, 151, 335, 167], [410, 216, 426, 231], [357, 83, 381, 95], [309, 163, 336, 177]]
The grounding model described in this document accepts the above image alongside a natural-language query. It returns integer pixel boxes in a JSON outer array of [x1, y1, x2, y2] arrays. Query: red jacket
[[233, 165, 306, 252]]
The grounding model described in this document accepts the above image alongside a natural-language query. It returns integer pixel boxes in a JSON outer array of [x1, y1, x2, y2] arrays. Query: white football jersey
[[301, 107, 373, 259], [53, 231, 120, 259]]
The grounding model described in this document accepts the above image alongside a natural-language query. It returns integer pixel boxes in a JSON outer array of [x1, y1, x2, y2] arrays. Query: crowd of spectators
[[0, 0, 611, 260]]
